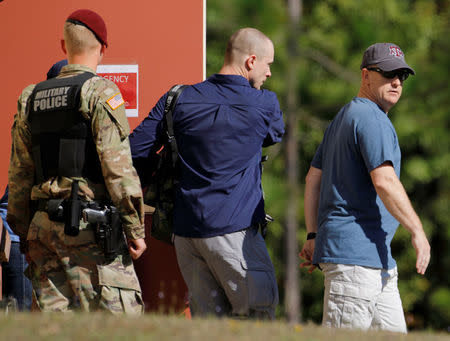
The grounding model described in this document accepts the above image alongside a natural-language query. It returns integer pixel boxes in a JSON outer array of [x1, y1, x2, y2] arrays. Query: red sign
[[97, 65, 139, 117]]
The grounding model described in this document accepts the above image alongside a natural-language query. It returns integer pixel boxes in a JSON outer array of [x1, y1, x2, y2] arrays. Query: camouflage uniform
[[7, 64, 145, 314]]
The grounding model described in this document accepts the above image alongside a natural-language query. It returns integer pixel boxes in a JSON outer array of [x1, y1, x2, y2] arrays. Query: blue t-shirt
[[312, 97, 401, 269], [130, 74, 284, 237]]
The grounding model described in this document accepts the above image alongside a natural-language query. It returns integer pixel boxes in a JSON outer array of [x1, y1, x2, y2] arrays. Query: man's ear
[[97, 44, 106, 64], [361, 68, 371, 86], [246, 55, 256, 71], [61, 39, 67, 54], [362, 68, 369, 80]]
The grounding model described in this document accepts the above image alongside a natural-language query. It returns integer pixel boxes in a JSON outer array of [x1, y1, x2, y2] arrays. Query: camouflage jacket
[[7, 64, 145, 241]]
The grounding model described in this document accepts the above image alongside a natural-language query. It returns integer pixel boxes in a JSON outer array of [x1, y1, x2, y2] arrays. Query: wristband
[[306, 232, 317, 240]]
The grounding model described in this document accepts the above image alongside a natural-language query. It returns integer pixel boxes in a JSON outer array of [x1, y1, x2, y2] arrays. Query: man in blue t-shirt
[[130, 28, 284, 319], [300, 43, 430, 332]]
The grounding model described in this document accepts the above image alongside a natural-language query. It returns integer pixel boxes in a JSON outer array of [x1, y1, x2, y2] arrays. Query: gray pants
[[174, 227, 278, 319]]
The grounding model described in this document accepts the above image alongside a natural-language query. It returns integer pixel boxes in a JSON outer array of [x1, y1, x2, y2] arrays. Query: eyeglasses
[[366, 67, 410, 82]]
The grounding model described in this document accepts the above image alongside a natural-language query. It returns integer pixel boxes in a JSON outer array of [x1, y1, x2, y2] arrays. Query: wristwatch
[[306, 232, 317, 240]]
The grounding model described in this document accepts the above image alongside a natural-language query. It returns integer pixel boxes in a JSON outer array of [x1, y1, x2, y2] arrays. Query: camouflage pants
[[26, 211, 143, 314]]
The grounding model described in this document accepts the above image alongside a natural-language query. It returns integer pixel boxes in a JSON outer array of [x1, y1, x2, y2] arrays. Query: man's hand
[[411, 230, 431, 275], [128, 238, 147, 260], [299, 239, 316, 273]]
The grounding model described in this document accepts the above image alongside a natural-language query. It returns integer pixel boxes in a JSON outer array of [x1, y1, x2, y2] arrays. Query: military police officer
[[7, 9, 146, 313]]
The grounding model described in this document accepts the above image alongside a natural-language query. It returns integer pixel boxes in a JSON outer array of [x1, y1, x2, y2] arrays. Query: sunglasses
[[366, 67, 410, 82]]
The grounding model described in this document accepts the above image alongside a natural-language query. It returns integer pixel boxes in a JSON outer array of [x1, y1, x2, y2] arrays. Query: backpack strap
[[164, 84, 187, 169]]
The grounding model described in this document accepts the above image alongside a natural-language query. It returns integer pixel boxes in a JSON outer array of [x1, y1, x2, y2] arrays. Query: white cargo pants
[[321, 263, 407, 333]]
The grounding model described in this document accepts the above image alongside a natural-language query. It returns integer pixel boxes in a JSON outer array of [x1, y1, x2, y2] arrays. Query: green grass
[[0, 313, 448, 341]]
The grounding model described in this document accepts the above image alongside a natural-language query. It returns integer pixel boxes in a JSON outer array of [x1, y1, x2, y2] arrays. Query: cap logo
[[389, 46, 404, 58]]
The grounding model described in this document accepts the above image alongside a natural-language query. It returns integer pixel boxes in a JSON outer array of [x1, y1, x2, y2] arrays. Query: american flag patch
[[106, 93, 125, 110]]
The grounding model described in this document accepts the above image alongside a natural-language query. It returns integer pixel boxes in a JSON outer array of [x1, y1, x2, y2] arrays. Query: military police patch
[[106, 93, 125, 110]]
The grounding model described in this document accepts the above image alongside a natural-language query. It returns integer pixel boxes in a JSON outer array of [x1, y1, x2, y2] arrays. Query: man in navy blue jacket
[[130, 28, 284, 318]]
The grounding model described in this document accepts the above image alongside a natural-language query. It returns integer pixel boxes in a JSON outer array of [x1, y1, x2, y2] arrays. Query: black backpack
[[140, 84, 186, 244]]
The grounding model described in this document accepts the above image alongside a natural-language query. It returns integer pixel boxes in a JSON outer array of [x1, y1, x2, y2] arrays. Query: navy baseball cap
[[360, 43, 415, 75], [66, 9, 108, 47]]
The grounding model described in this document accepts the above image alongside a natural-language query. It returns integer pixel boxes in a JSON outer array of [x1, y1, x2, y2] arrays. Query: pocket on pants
[[241, 260, 276, 309], [325, 282, 373, 329]]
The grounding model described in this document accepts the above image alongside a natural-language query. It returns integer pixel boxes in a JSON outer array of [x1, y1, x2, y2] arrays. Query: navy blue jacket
[[130, 74, 284, 237]]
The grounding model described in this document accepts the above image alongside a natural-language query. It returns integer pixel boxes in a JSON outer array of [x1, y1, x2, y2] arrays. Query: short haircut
[[224, 28, 272, 64], [63, 22, 101, 55]]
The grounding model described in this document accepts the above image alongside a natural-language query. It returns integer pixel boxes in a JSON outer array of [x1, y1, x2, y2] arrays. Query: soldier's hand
[[128, 238, 147, 260]]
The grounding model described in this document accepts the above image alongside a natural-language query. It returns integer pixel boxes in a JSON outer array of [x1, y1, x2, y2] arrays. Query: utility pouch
[[64, 180, 81, 236], [104, 206, 124, 260], [46, 199, 65, 222]]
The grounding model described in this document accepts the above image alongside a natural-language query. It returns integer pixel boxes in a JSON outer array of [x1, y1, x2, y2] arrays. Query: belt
[[35, 199, 105, 210], [36, 199, 61, 211]]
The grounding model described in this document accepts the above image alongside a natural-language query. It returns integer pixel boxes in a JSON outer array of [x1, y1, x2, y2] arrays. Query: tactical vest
[[29, 72, 103, 184]]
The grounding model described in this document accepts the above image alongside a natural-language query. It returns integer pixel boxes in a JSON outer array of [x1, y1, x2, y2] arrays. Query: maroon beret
[[66, 9, 108, 47]]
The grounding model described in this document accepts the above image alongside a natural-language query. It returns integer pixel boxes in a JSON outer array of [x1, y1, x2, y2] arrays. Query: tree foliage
[[207, 0, 449, 330]]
